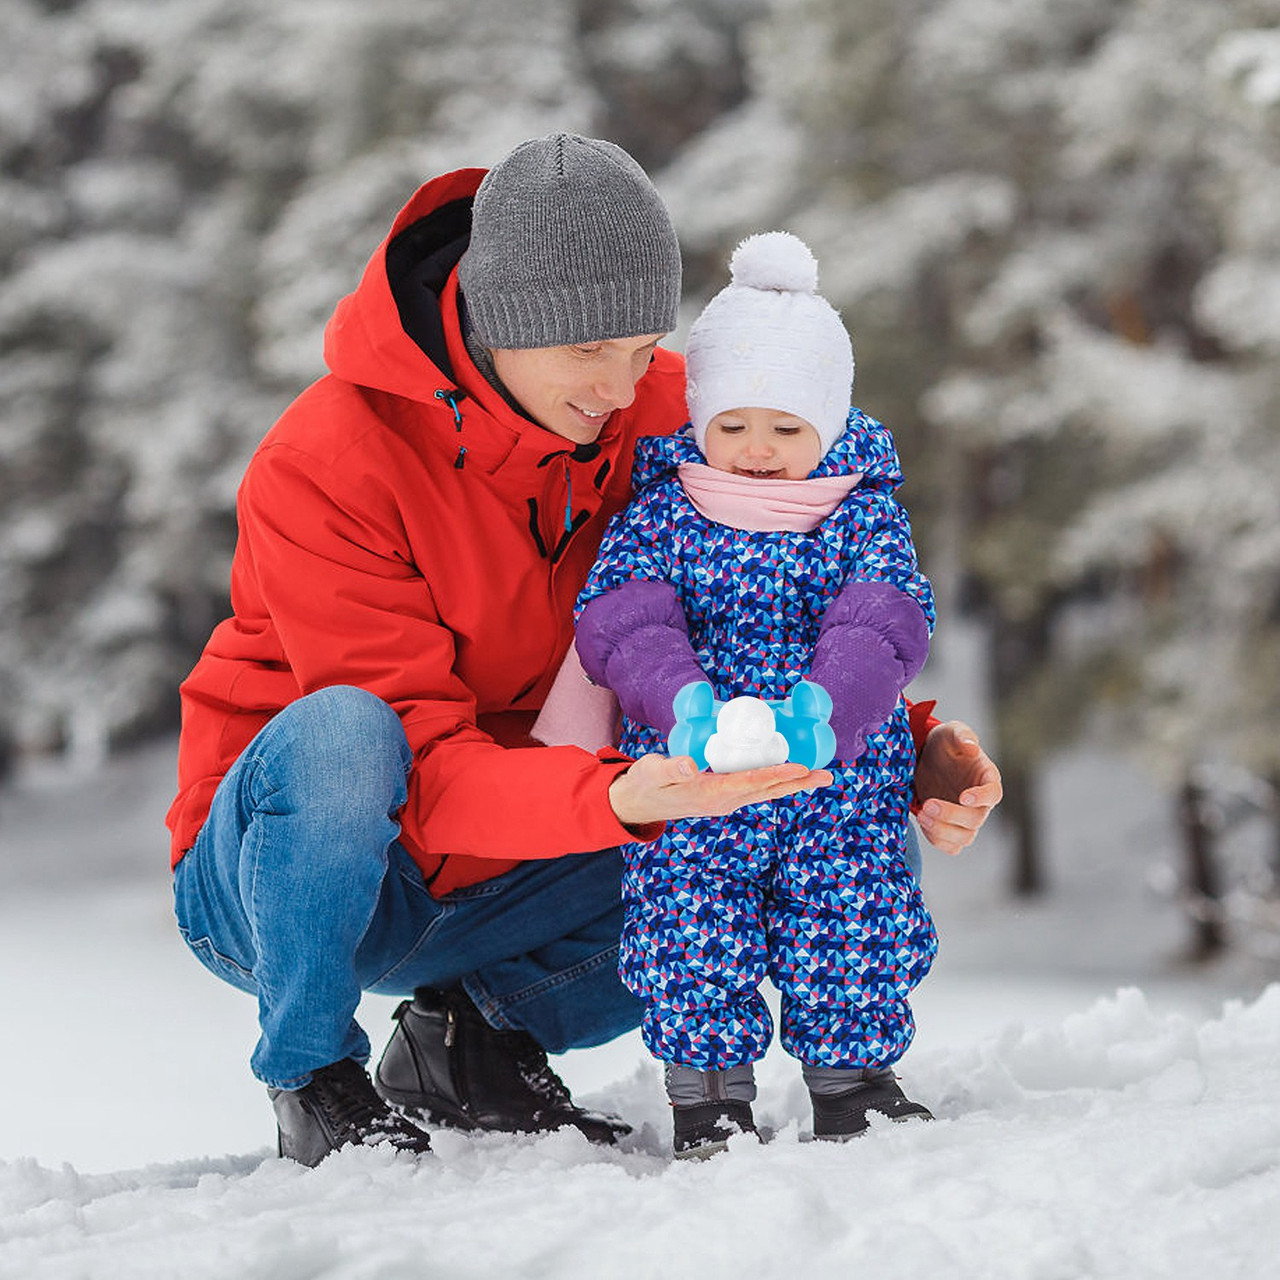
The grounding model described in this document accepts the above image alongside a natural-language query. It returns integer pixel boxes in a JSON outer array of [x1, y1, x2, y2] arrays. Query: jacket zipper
[[530, 445, 600, 562], [434, 387, 468, 468]]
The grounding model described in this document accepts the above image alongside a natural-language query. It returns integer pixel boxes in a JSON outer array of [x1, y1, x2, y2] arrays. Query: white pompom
[[729, 231, 819, 294]]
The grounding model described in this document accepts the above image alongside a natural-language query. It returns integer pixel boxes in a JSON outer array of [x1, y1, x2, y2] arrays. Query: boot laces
[[510, 1040, 573, 1109], [314, 1059, 428, 1150]]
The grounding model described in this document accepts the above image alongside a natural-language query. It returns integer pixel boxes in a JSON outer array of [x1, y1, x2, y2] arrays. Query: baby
[[575, 231, 938, 1157]]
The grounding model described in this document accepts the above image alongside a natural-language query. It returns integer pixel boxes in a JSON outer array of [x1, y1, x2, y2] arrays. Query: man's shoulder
[[650, 345, 686, 376], [262, 375, 445, 467], [266, 374, 377, 442], [242, 377, 453, 517]]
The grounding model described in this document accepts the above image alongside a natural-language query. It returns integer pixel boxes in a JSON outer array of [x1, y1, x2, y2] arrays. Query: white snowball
[[704, 696, 790, 772]]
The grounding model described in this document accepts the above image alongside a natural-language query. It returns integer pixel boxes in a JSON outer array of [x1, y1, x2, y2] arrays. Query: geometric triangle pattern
[[585, 415, 939, 1073]]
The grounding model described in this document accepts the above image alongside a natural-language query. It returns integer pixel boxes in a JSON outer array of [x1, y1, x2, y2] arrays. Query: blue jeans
[[172, 685, 642, 1089]]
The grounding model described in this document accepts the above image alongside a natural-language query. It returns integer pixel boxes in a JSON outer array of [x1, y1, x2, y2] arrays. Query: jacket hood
[[323, 166, 486, 401], [630, 408, 904, 494]]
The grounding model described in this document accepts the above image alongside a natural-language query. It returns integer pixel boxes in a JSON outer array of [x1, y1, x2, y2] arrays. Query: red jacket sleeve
[[237, 446, 656, 863], [905, 697, 939, 815], [906, 697, 939, 753]]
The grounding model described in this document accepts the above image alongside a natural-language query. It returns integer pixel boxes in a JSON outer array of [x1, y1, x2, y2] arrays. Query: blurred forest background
[[2, 0, 1280, 960]]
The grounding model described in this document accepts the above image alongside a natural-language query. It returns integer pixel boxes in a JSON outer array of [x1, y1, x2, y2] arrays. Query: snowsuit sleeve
[[809, 487, 936, 762], [574, 487, 709, 736]]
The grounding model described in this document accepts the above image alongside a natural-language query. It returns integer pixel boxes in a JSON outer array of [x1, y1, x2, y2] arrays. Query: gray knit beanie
[[458, 133, 682, 349]]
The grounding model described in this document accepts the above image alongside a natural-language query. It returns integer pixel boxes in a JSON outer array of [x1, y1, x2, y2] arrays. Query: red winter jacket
[[166, 165, 686, 894]]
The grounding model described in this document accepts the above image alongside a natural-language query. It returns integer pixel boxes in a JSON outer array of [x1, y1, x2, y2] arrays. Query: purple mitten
[[807, 580, 930, 762], [576, 579, 709, 735]]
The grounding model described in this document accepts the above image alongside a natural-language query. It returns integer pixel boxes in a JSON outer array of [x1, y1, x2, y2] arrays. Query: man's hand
[[913, 720, 1002, 856], [609, 752, 832, 829]]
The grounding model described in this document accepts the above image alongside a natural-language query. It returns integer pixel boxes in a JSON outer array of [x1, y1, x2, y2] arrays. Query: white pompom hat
[[685, 231, 854, 458]]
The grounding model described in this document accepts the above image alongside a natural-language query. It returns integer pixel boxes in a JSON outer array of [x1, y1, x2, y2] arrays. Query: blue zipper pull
[[435, 389, 468, 469], [564, 458, 573, 532], [434, 388, 466, 429]]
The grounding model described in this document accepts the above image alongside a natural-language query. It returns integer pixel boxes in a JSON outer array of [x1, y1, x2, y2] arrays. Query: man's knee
[[282, 684, 402, 744], [258, 686, 411, 817], [273, 685, 405, 759]]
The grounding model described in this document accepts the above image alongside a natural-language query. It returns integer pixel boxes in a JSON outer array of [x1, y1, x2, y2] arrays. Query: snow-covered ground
[[2, 630, 1278, 1278]]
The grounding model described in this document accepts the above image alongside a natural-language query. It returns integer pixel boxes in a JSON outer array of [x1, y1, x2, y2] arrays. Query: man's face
[[490, 334, 665, 444]]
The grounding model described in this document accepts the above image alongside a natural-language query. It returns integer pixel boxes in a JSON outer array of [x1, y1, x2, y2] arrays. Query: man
[[168, 133, 1001, 1166]]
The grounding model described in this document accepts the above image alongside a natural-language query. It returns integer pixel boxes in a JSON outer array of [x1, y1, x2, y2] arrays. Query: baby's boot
[[665, 1063, 759, 1159], [803, 1064, 932, 1141]]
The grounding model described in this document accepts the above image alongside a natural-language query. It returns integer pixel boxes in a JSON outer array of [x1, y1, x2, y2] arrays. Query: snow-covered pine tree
[[667, 0, 1280, 922], [0, 0, 755, 764], [922, 0, 1280, 937]]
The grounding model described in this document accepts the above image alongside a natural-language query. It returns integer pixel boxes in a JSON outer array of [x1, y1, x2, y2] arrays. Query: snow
[[4, 1008, 1279, 1279], [1209, 28, 1280, 110], [2, 627, 1278, 1278], [1194, 255, 1280, 354], [704, 697, 789, 772], [794, 175, 1018, 318]]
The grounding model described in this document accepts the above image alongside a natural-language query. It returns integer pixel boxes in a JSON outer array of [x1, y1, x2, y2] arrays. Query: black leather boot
[[269, 1057, 434, 1166], [809, 1069, 933, 1140], [374, 987, 631, 1144]]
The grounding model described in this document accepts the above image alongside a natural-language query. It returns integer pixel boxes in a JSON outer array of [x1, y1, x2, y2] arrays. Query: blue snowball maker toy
[[667, 680, 837, 772]]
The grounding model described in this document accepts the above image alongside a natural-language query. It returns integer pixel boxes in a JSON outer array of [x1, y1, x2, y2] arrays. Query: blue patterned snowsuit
[[577, 412, 939, 1071]]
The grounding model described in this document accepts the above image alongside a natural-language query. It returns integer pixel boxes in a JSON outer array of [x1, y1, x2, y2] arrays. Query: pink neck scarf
[[677, 462, 862, 533]]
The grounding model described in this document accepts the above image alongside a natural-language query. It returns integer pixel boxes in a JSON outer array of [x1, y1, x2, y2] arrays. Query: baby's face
[[703, 407, 822, 480]]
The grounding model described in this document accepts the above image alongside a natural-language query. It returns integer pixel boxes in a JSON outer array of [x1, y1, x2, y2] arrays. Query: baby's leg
[[769, 800, 935, 1069], [664, 1062, 759, 1158], [618, 815, 775, 1155], [802, 1062, 932, 1138], [769, 798, 937, 1138], [624, 864, 773, 1067], [620, 815, 775, 1069]]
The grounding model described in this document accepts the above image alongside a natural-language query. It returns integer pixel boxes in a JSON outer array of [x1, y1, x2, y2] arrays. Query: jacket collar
[[323, 167, 485, 405]]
